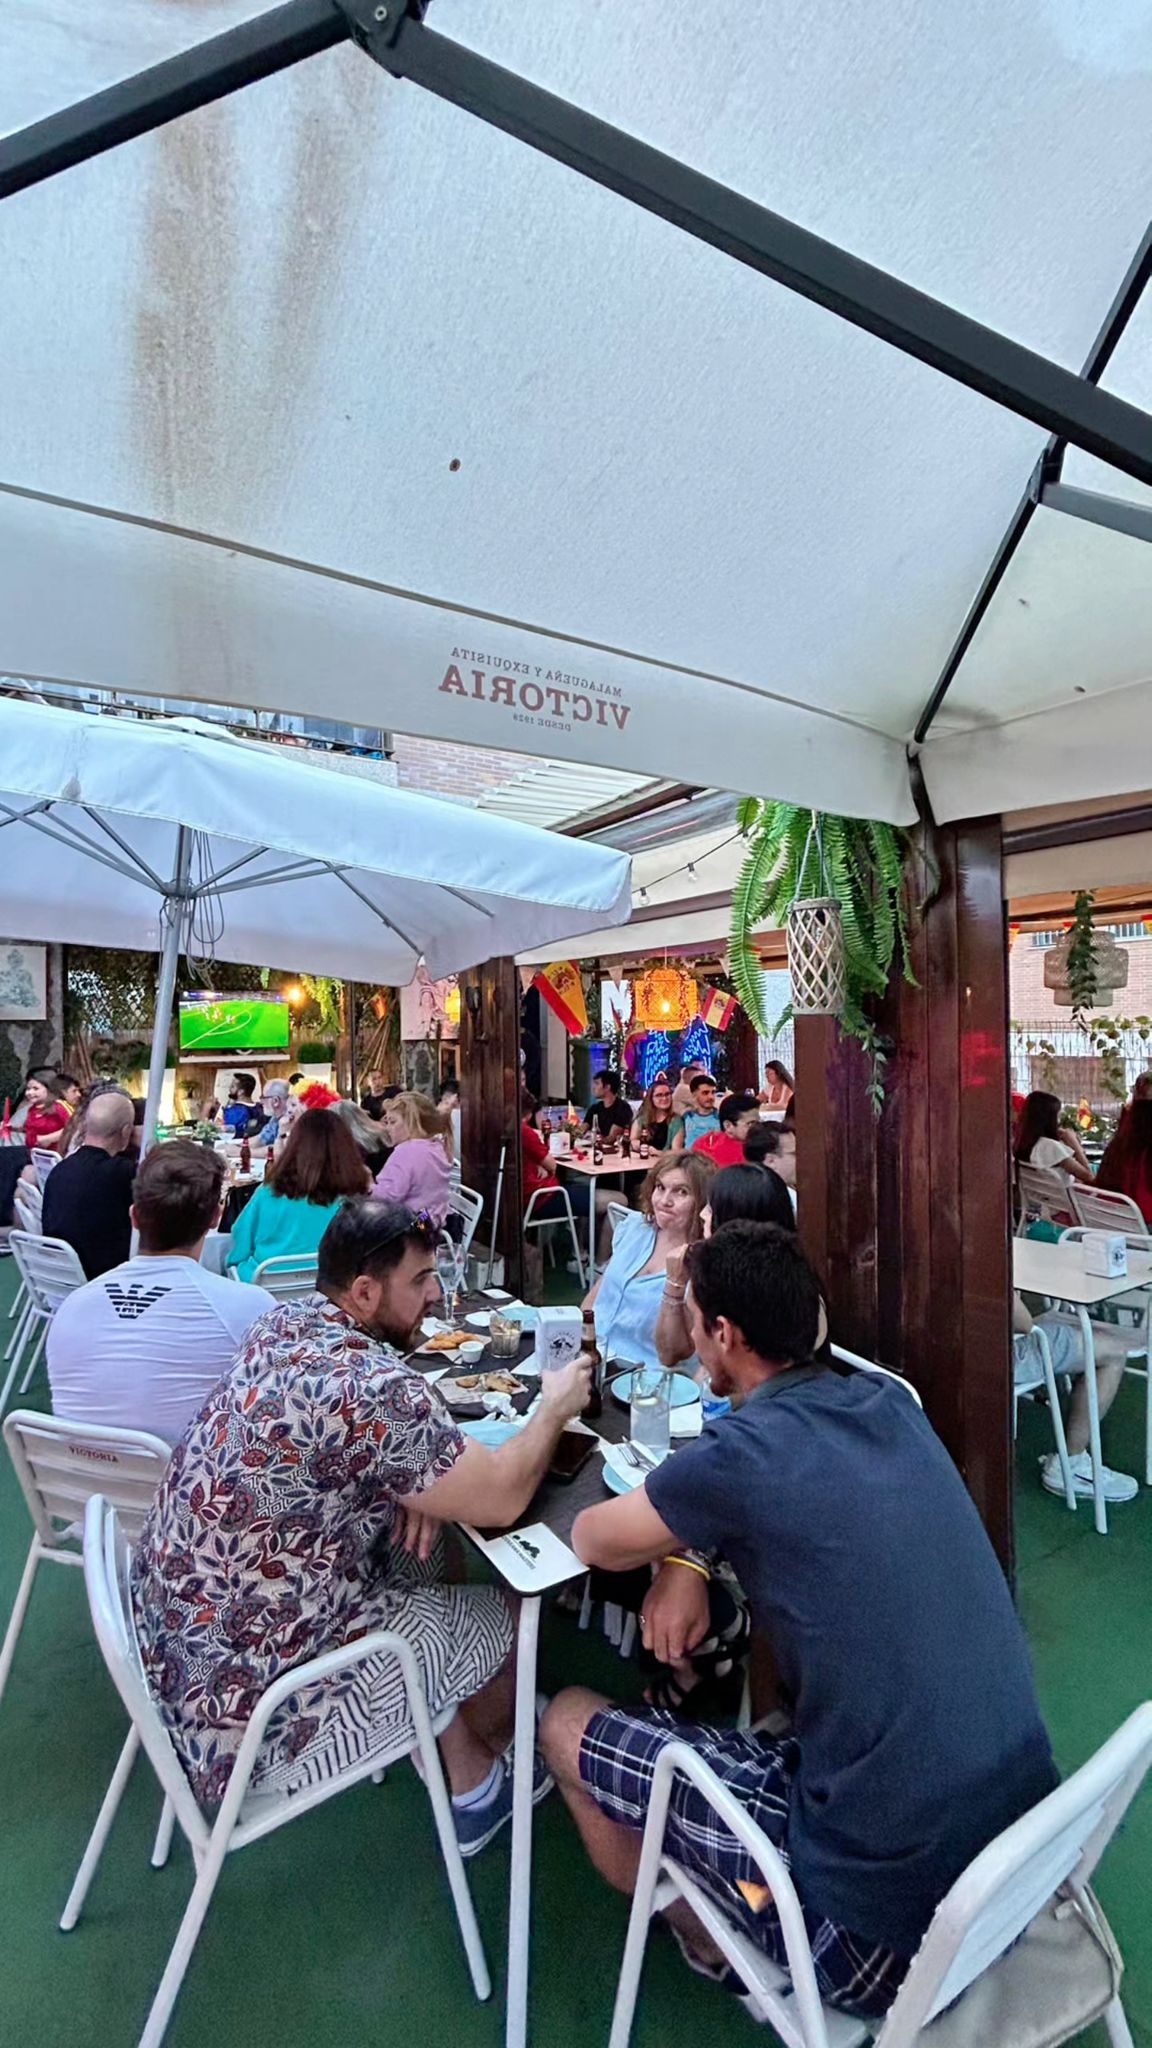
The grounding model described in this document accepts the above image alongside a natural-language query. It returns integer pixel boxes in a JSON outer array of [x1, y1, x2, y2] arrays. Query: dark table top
[[407, 1296, 634, 1549]]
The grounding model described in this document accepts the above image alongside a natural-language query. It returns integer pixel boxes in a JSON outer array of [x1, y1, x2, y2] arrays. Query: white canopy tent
[[0, 696, 631, 1135], [1, 2, 1152, 827]]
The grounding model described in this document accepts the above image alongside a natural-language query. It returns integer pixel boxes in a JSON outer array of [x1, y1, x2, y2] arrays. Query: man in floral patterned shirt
[[133, 1197, 590, 1854]]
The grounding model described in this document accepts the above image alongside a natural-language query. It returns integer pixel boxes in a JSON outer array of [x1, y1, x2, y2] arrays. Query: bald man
[[41, 1089, 137, 1278]]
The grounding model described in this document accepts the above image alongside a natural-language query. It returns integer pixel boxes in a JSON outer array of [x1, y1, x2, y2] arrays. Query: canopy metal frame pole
[[1036, 481, 1152, 548], [2, 0, 1151, 490], [141, 825, 194, 1152]]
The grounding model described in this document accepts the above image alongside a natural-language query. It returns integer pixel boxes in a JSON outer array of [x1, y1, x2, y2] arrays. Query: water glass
[[436, 1245, 462, 1321], [629, 1364, 672, 1463]]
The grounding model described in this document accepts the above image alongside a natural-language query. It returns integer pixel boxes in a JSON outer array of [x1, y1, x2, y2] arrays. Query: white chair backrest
[[251, 1254, 319, 1300], [1016, 1162, 1077, 1234], [3, 1410, 169, 1548], [12, 1181, 42, 1234], [448, 1183, 483, 1255], [830, 1342, 924, 1409], [82, 1495, 211, 1852], [30, 1147, 60, 1190], [8, 1229, 86, 1312], [606, 1200, 630, 1234], [1070, 1183, 1150, 1239], [879, 1703, 1152, 2039]]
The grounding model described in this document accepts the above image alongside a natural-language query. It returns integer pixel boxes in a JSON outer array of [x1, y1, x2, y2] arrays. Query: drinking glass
[[436, 1244, 462, 1322], [629, 1365, 672, 1462]]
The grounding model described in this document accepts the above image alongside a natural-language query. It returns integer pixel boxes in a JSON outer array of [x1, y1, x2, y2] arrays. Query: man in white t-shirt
[[47, 1139, 275, 1447]]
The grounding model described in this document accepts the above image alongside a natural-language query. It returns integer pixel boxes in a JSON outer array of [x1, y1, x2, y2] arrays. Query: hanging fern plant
[[729, 802, 917, 1109]]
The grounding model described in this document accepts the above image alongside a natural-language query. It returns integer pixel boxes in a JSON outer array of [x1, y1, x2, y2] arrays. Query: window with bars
[[1031, 922, 1148, 948]]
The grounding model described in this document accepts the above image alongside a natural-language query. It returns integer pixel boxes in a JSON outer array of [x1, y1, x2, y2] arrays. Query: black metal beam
[[0, 0, 349, 199], [343, 5, 1152, 492], [913, 221, 1152, 744]]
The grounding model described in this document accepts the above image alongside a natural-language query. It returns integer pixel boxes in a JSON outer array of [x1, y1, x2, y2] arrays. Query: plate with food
[[435, 1369, 532, 1413], [418, 1329, 480, 1357]]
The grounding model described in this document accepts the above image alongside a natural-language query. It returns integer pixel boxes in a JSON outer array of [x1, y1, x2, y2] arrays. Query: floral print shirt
[[131, 1295, 465, 1805]]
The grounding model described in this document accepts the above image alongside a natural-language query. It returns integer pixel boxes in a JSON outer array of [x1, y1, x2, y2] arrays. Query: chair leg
[[416, 1734, 492, 2003], [607, 1816, 665, 2048], [151, 1797, 176, 1870], [18, 1318, 48, 1395], [0, 1304, 33, 1411], [1038, 1350, 1077, 1513], [0, 1539, 40, 1710], [60, 1726, 141, 1930], [137, 1835, 232, 2048], [1103, 1996, 1136, 2048]]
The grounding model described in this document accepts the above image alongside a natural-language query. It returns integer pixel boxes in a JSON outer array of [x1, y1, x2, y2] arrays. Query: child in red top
[[22, 1074, 71, 1152], [692, 1092, 762, 1170]]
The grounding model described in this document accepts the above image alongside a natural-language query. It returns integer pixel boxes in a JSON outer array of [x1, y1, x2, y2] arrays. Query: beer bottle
[[239, 1136, 251, 1174], [621, 1129, 632, 1160], [593, 1137, 604, 1166], [580, 1307, 603, 1420], [638, 1131, 650, 1160]]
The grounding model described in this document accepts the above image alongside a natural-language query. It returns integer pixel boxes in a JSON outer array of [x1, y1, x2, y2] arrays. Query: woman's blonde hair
[[638, 1148, 715, 1235], [384, 1089, 454, 1161]]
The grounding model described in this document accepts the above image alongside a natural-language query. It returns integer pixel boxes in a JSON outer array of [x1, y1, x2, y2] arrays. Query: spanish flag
[[698, 985, 738, 1032], [532, 961, 588, 1037]]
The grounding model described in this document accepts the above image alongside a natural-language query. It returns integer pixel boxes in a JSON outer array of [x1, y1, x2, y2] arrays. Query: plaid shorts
[[579, 1708, 908, 2020]]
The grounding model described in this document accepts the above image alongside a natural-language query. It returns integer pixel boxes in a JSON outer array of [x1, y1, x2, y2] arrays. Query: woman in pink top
[[372, 1091, 454, 1224]]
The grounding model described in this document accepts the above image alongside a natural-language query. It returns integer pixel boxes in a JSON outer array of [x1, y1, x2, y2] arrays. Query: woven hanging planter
[[1044, 930, 1129, 1010], [787, 896, 847, 1015]]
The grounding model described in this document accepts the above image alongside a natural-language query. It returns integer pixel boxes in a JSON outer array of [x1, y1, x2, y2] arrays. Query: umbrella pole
[[142, 826, 193, 1153]]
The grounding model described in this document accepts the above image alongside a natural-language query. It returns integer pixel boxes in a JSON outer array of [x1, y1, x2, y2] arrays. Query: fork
[[619, 1440, 657, 1472]]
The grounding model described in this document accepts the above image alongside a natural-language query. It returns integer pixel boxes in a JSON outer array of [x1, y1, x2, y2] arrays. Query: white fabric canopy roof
[[2, 2, 1152, 825], [0, 697, 631, 981]]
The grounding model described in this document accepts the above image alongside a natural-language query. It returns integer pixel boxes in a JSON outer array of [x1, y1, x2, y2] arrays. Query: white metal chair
[[1012, 1325, 1077, 1511], [65, 1496, 491, 2048], [1016, 1162, 1077, 1236], [524, 1184, 586, 1288], [29, 1145, 61, 1190], [1056, 1223, 1152, 1488], [606, 1199, 631, 1240], [0, 1410, 169, 1714], [12, 1177, 42, 1234], [250, 1254, 319, 1300], [0, 1230, 87, 1414], [608, 1704, 1152, 2048], [443, 1181, 484, 1264], [829, 1343, 923, 1408]]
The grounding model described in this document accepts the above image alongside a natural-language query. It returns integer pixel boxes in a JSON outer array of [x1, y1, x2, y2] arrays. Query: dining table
[[1013, 1234, 1152, 1533], [555, 1149, 651, 1274], [407, 1296, 693, 2048]]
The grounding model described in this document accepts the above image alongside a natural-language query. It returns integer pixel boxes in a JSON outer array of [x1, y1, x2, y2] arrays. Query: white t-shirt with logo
[[47, 1255, 276, 1448]]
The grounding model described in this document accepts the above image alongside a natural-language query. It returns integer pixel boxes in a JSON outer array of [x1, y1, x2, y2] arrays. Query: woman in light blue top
[[582, 1150, 715, 1368], [226, 1108, 370, 1283]]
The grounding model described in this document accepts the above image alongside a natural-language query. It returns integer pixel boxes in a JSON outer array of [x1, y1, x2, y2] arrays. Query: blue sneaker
[[453, 1750, 553, 1859]]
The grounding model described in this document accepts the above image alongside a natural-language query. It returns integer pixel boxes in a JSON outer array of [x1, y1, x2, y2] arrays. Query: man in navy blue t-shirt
[[541, 1222, 1057, 2019]]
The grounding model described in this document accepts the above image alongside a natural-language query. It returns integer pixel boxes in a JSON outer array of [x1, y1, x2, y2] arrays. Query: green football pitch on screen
[[178, 997, 291, 1053]]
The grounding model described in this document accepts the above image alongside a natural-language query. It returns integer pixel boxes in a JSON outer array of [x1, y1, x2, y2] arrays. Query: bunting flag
[[698, 984, 738, 1032], [532, 961, 588, 1037]]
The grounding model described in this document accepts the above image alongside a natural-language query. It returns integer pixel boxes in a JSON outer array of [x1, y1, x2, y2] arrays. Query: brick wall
[[1009, 931, 1152, 1027], [390, 735, 531, 805]]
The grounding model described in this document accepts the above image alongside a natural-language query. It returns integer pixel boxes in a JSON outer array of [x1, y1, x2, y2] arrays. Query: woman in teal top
[[582, 1149, 714, 1367], [226, 1108, 370, 1283]]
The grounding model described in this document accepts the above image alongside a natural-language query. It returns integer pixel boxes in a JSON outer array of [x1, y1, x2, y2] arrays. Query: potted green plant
[[729, 802, 917, 1111]]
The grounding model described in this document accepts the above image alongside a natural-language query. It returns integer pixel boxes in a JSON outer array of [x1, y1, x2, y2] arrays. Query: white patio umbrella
[[0, 696, 631, 1138], [2, 2, 1152, 825]]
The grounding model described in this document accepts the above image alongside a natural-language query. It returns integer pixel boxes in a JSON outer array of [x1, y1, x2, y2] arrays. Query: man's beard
[[361, 1304, 423, 1352]]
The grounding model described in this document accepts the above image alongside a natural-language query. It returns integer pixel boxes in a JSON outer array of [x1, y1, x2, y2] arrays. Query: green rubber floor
[[0, 1254, 1148, 2048]]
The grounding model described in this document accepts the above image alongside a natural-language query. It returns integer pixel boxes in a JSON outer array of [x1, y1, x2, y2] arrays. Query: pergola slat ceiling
[[2, 1, 1152, 827]]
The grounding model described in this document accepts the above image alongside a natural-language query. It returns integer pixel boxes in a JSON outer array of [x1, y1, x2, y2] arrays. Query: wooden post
[[794, 815, 1013, 1570], [460, 957, 525, 1297]]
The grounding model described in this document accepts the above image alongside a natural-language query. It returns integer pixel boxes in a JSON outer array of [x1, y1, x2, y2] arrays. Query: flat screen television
[[178, 991, 291, 1057]]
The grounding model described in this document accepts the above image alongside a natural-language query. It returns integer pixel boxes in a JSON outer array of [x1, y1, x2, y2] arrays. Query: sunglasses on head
[[361, 1209, 441, 1263]]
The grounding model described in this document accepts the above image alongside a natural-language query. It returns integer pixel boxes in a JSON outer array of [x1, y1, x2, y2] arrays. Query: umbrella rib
[[80, 807, 169, 891], [437, 884, 495, 918], [0, 801, 153, 887], [210, 859, 333, 895], [196, 846, 271, 889], [327, 868, 421, 959]]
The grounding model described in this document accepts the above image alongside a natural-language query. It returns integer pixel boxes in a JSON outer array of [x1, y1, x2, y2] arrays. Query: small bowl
[[456, 1339, 486, 1366]]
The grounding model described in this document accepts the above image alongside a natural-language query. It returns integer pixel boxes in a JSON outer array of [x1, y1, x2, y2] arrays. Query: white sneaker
[[1041, 1451, 1138, 1504]]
